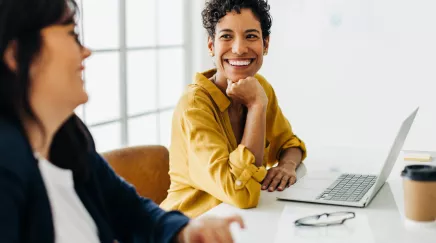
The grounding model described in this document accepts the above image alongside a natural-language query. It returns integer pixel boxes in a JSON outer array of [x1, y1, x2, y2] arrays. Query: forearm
[[95, 154, 190, 242], [279, 147, 303, 168], [241, 104, 267, 167]]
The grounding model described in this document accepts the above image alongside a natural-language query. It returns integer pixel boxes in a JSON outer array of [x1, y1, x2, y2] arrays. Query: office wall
[[262, 0, 436, 151], [193, 0, 436, 151], [190, 0, 214, 79]]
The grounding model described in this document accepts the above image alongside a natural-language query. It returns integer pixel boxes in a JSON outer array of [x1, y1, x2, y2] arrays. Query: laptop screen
[[365, 107, 419, 203]]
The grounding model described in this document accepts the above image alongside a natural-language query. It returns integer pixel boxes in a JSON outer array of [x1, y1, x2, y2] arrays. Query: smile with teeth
[[226, 59, 254, 66]]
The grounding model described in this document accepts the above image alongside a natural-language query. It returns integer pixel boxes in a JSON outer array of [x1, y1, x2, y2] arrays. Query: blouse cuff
[[229, 145, 267, 190]]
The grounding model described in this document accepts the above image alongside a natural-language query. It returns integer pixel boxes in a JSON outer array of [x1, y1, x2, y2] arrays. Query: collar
[[193, 69, 231, 112]]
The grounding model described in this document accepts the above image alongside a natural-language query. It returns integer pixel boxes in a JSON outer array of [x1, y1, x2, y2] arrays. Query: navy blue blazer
[[0, 117, 189, 243]]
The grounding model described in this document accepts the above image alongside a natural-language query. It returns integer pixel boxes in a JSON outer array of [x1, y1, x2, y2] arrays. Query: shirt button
[[235, 180, 242, 186]]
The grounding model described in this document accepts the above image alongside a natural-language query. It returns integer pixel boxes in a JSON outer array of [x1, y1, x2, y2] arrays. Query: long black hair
[[0, 0, 92, 180]]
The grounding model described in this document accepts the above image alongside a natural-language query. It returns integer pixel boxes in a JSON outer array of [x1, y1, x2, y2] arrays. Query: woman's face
[[208, 8, 269, 82], [29, 23, 91, 115]]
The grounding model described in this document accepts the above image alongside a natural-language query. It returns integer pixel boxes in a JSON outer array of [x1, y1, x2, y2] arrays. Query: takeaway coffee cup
[[401, 165, 436, 223]]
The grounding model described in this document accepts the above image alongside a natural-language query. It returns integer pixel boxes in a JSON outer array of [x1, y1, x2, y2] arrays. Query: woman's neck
[[212, 71, 244, 109], [23, 105, 70, 159], [212, 71, 228, 94], [24, 120, 54, 159]]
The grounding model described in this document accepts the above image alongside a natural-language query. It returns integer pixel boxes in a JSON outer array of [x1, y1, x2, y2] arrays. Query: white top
[[36, 154, 100, 243]]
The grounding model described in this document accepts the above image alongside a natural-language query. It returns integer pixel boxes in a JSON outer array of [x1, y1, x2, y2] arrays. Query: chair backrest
[[101, 145, 170, 204]]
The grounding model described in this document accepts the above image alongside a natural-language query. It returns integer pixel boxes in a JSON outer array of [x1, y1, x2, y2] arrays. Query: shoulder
[[177, 84, 216, 112], [254, 73, 276, 98], [0, 118, 35, 164], [0, 118, 37, 183], [0, 118, 26, 143]]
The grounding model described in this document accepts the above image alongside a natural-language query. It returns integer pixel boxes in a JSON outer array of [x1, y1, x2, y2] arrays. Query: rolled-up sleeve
[[229, 145, 267, 190], [182, 100, 267, 209]]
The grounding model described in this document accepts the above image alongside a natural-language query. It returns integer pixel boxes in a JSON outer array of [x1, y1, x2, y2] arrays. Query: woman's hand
[[177, 215, 245, 243], [263, 148, 302, 191], [226, 77, 268, 108], [262, 162, 297, 191]]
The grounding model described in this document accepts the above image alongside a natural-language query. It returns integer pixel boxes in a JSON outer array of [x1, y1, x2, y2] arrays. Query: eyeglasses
[[294, 211, 355, 227]]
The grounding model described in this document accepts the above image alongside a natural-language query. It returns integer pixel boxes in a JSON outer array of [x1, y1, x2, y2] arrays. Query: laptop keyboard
[[316, 174, 377, 202]]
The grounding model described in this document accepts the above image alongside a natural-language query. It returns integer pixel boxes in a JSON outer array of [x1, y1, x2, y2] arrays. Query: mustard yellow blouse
[[160, 69, 307, 217]]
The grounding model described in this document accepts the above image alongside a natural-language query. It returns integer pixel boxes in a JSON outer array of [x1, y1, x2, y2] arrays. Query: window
[[75, 0, 188, 152]]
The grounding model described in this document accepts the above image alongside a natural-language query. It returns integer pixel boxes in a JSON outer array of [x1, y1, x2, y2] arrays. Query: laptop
[[277, 107, 419, 208]]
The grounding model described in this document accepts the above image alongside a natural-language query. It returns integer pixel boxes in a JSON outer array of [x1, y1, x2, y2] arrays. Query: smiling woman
[[212, 9, 265, 81], [161, 0, 308, 218]]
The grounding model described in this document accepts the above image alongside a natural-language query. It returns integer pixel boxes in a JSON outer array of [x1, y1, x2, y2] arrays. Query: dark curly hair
[[202, 0, 272, 42]]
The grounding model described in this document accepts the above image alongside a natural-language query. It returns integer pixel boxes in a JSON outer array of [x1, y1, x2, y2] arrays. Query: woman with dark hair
[[0, 0, 243, 242], [161, 0, 307, 217]]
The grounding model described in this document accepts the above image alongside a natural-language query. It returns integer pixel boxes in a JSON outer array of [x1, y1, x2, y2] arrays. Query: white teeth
[[228, 60, 251, 66]]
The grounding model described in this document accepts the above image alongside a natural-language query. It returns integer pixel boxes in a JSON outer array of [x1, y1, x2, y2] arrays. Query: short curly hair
[[202, 0, 272, 42]]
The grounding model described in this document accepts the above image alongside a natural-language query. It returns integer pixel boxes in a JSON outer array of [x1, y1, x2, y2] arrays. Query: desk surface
[[202, 146, 436, 243]]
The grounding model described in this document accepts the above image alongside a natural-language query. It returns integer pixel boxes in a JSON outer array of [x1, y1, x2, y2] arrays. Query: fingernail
[[279, 187, 283, 190], [262, 186, 266, 190], [269, 187, 274, 191]]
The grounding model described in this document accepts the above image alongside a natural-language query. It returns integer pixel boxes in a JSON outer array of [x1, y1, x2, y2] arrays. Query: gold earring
[[209, 51, 214, 57], [263, 49, 268, 56]]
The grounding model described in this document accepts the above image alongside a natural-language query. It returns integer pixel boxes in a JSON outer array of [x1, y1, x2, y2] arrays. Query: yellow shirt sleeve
[[181, 96, 267, 209], [257, 74, 307, 167]]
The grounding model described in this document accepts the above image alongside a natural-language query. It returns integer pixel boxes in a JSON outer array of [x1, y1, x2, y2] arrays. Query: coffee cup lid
[[401, 165, 436, 181]]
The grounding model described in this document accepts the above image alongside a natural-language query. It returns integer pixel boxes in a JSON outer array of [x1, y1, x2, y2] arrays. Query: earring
[[209, 51, 214, 57], [263, 49, 268, 56]]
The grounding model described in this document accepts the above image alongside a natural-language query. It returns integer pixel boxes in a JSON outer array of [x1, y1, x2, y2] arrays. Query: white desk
[[202, 146, 436, 243]]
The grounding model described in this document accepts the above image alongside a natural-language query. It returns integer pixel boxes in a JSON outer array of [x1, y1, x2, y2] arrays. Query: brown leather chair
[[101, 145, 170, 204]]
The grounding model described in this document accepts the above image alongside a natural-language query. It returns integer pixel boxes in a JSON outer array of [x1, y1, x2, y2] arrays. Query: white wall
[[192, 0, 436, 151], [260, 0, 436, 151], [189, 0, 214, 79]]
